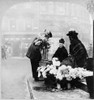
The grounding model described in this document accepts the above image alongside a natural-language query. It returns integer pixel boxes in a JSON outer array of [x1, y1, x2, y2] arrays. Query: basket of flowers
[[37, 57, 93, 90]]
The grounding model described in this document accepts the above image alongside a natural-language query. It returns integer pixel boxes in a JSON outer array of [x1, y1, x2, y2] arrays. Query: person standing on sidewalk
[[66, 30, 88, 88], [66, 30, 88, 68], [26, 39, 42, 81]]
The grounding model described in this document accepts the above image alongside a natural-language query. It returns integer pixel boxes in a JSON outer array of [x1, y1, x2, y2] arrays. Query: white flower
[[49, 67, 58, 75], [52, 57, 61, 66], [56, 73, 64, 80], [67, 65, 72, 69], [42, 71, 47, 78], [49, 65, 54, 69], [40, 67, 46, 72], [37, 67, 41, 71], [68, 68, 77, 79], [59, 65, 67, 70], [52, 57, 58, 61], [83, 70, 93, 77], [38, 72, 41, 77], [37, 66, 46, 72], [53, 61, 61, 66]]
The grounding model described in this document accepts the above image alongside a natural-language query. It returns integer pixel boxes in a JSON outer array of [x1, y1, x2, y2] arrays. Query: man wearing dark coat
[[66, 30, 88, 68], [53, 38, 68, 62], [26, 39, 42, 81]]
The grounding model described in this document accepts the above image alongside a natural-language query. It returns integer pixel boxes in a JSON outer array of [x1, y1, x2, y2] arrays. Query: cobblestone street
[[1, 57, 92, 100]]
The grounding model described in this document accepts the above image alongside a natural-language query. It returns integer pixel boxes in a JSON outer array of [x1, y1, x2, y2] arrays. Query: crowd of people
[[26, 30, 88, 82], [1, 44, 13, 60]]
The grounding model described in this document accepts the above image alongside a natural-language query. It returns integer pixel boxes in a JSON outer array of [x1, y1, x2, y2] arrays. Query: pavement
[[1, 57, 92, 100], [1, 57, 32, 99], [29, 78, 91, 100]]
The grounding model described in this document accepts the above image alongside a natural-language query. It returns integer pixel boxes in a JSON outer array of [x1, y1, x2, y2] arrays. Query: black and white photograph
[[1, 0, 94, 99]]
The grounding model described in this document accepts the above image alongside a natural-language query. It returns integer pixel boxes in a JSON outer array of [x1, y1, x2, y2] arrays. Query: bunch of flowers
[[37, 57, 93, 81], [37, 57, 93, 90], [56, 66, 93, 81], [39, 31, 52, 50], [56, 65, 73, 81], [37, 58, 60, 78]]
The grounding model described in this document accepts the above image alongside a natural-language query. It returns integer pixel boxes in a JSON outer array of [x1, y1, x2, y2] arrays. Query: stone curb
[[24, 75, 34, 99]]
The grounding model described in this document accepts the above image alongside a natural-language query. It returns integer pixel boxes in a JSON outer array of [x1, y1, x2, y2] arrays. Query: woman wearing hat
[[67, 30, 88, 88], [67, 30, 88, 68], [52, 38, 68, 62]]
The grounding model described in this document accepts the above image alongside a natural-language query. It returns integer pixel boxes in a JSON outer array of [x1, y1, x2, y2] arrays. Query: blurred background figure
[[1, 45, 7, 60]]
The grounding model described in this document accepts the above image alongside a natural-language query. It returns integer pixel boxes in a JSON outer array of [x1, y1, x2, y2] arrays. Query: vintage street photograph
[[1, 0, 94, 99]]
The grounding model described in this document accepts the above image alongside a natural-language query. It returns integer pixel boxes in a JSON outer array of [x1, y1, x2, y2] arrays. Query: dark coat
[[69, 39, 88, 67], [26, 43, 41, 62], [53, 46, 68, 62]]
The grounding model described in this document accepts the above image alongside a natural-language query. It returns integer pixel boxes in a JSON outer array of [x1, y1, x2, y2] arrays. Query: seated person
[[52, 38, 68, 62]]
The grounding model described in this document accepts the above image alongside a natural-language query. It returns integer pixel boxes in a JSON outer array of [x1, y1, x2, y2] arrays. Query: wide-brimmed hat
[[45, 31, 52, 38], [59, 38, 65, 44], [67, 31, 78, 38]]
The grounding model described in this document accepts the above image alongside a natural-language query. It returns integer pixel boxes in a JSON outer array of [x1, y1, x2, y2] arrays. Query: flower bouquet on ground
[[37, 58, 60, 91], [37, 57, 93, 91]]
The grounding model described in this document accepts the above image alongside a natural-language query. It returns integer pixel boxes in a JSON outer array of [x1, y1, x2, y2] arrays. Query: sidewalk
[[28, 77, 91, 100], [1, 57, 92, 100], [1, 57, 32, 99]]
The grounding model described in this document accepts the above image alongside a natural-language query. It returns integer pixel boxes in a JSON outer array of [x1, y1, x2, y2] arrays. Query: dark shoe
[[34, 78, 39, 81], [90, 96, 94, 99], [90, 93, 94, 99], [39, 77, 44, 81]]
